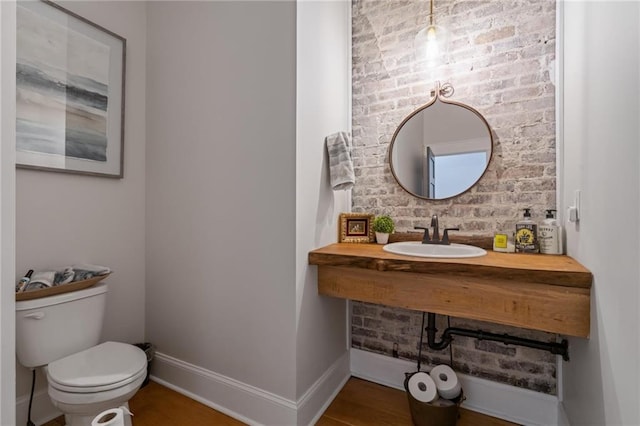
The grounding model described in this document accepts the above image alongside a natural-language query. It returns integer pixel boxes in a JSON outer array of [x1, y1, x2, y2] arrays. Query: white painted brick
[[351, 0, 558, 395]]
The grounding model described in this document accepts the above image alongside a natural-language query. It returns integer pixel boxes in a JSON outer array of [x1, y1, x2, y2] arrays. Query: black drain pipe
[[425, 313, 570, 361]]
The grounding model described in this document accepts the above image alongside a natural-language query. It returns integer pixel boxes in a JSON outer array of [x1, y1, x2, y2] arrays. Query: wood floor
[[318, 378, 518, 426], [43, 377, 518, 425]]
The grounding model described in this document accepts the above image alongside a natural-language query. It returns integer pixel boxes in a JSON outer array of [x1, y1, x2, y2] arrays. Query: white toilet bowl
[[15, 283, 147, 426], [46, 342, 147, 426]]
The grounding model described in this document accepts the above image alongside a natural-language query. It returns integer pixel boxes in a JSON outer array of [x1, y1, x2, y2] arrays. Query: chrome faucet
[[414, 214, 459, 245]]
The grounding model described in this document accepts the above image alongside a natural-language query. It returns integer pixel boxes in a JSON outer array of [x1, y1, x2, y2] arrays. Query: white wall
[[295, 0, 351, 419], [561, 2, 640, 425], [394, 113, 423, 195], [0, 2, 17, 424], [6, 0, 350, 422], [7, 1, 351, 423], [145, 0, 297, 403], [14, 0, 147, 411]]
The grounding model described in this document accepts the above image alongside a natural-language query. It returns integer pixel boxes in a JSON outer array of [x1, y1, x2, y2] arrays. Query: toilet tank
[[16, 283, 108, 368]]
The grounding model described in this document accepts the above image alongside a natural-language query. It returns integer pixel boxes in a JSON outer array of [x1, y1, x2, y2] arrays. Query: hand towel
[[326, 131, 355, 191], [54, 267, 75, 285], [72, 264, 112, 275], [72, 264, 112, 281], [29, 271, 55, 288]]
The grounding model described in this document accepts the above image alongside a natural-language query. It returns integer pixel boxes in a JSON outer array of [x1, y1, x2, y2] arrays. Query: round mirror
[[389, 94, 493, 200]]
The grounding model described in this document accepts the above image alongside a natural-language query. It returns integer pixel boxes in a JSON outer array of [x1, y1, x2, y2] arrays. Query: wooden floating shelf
[[309, 243, 592, 338]]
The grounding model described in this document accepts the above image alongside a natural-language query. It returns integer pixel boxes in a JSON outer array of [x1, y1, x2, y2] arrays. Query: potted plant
[[372, 215, 395, 244]]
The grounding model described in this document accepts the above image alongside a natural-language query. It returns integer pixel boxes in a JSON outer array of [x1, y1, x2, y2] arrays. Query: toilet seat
[[47, 341, 147, 393]]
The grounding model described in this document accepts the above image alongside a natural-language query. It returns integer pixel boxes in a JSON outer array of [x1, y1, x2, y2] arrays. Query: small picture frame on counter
[[339, 213, 374, 243]]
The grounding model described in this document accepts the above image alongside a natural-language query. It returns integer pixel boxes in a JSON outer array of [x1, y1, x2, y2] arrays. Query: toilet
[[16, 283, 147, 426]]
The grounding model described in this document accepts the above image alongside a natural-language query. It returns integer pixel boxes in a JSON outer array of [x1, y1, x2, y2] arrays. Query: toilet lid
[[48, 341, 147, 392]]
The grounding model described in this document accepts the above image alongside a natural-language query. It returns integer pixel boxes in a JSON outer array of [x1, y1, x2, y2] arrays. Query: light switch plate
[[567, 190, 581, 223]]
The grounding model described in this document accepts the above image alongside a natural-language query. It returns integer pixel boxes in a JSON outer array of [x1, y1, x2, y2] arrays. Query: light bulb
[[414, 23, 450, 67], [425, 25, 440, 62], [426, 26, 437, 41]]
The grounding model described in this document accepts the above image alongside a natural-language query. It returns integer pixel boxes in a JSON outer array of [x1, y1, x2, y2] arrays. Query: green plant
[[372, 215, 395, 234]]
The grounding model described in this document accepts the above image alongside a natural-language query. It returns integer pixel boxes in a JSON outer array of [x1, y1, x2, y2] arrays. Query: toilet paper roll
[[91, 406, 132, 426], [407, 371, 439, 403], [429, 364, 462, 400]]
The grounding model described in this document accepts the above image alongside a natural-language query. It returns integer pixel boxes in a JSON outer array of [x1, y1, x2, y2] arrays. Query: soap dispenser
[[539, 209, 563, 255], [515, 208, 538, 253]]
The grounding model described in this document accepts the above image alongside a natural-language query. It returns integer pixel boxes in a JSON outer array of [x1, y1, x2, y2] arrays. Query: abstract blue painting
[[16, 0, 125, 177]]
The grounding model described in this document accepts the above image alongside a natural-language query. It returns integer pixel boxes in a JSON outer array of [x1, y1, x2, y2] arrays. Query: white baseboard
[[557, 402, 571, 426], [151, 352, 296, 425], [17, 350, 559, 426], [350, 348, 561, 426], [16, 387, 61, 426], [152, 350, 350, 426], [297, 351, 350, 425]]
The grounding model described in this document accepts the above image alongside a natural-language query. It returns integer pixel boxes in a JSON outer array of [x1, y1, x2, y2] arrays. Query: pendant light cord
[[429, 0, 434, 25]]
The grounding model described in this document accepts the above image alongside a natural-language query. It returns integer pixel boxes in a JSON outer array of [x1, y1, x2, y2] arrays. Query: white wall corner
[[15, 387, 61, 426], [555, 0, 565, 223], [297, 351, 350, 426], [561, 2, 640, 425], [151, 351, 347, 426], [0, 1, 17, 424], [151, 352, 296, 425], [295, 1, 352, 422], [557, 402, 571, 426], [350, 348, 560, 426]]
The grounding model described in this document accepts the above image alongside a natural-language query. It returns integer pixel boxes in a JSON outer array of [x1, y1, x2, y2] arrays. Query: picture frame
[[15, 0, 126, 178], [339, 213, 374, 243]]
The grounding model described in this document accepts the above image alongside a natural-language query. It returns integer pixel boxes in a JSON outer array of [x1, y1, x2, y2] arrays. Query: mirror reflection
[[389, 97, 493, 200]]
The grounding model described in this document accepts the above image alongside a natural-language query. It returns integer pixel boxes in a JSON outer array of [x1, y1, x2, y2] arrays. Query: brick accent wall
[[352, 303, 557, 394], [351, 0, 558, 394]]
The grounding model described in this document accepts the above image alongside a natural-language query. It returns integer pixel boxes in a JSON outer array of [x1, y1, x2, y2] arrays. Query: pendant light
[[414, 0, 450, 67]]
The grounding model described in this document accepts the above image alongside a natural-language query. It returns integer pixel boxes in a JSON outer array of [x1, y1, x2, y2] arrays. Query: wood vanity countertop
[[308, 243, 592, 288], [309, 243, 593, 337]]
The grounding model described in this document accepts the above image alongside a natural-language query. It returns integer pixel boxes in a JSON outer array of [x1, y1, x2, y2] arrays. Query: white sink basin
[[382, 241, 487, 258]]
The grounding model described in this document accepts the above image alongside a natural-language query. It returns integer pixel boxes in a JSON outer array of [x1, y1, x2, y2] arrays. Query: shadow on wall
[[315, 143, 336, 247], [563, 289, 607, 425]]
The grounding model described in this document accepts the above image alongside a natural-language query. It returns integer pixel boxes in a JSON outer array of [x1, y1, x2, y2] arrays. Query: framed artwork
[[16, 0, 126, 178], [339, 213, 374, 243]]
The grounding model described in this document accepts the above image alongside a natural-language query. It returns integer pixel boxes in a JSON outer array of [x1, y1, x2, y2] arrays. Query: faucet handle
[[414, 226, 431, 244], [441, 228, 460, 245]]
